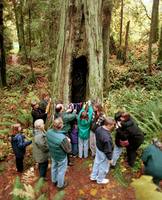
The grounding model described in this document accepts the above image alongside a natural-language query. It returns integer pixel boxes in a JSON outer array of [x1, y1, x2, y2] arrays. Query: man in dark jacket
[[90, 117, 115, 184], [31, 101, 47, 126], [47, 117, 71, 190], [112, 112, 144, 167]]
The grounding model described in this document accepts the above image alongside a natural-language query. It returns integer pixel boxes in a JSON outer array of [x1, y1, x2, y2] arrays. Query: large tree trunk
[[0, 0, 7, 87], [52, 0, 112, 104]]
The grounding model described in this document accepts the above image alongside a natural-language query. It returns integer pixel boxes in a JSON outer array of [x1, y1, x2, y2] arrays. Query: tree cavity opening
[[71, 55, 88, 103]]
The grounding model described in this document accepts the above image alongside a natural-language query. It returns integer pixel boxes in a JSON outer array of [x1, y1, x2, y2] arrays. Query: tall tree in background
[[148, 0, 160, 70], [123, 20, 130, 64], [0, 0, 7, 87], [12, 0, 28, 62], [119, 0, 123, 47], [157, 25, 162, 65], [52, 0, 112, 104], [102, 0, 112, 92]]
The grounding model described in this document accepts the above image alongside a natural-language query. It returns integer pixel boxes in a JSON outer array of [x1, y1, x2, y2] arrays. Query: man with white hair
[[47, 117, 71, 190], [33, 119, 49, 178]]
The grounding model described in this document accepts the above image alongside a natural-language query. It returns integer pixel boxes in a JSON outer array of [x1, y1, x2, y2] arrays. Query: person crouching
[[47, 117, 71, 190], [90, 117, 115, 184]]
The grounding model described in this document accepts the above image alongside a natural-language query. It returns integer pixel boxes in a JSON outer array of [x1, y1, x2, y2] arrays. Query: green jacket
[[62, 112, 76, 134], [77, 105, 93, 140], [142, 144, 162, 181], [33, 129, 49, 163], [47, 129, 67, 162]]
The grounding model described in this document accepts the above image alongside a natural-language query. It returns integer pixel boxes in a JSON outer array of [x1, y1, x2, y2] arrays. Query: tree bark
[[148, 0, 160, 70], [123, 20, 130, 64], [119, 0, 123, 47], [52, 0, 112, 104], [157, 26, 162, 65], [151, 0, 159, 43], [102, 0, 112, 93], [28, 0, 35, 83], [0, 0, 7, 87]]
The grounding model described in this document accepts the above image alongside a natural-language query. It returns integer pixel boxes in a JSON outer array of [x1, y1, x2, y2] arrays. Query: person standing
[[77, 102, 93, 158], [90, 103, 105, 158], [47, 117, 71, 190], [11, 124, 32, 172], [33, 119, 49, 178], [90, 118, 115, 184]]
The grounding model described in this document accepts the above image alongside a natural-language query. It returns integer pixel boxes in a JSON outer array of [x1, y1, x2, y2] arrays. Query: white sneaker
[[90, 177, 96, 181], [97, 179, 109, 184]]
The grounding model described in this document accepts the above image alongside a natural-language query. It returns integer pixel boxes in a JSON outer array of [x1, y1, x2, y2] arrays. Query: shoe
[[57, 181, 68, 190], [53, 181, 57, 186], [90, 177, 96, 181], [68, 162, 74, 166], [110, 165, 115, 169], [97, 179, 109, 184]]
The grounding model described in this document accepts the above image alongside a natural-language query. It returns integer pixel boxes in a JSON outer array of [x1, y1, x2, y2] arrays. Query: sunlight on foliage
[[131, 175, 162, 200]]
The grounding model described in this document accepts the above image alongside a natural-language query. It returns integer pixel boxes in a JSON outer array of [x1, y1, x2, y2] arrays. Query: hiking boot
[[57, 181, 68, 190], [97, 179, 109, 184]]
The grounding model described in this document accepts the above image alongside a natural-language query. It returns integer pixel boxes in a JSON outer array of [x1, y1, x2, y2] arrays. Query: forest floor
[[0, 153, 136, 200], [1, 53, 161, 200]]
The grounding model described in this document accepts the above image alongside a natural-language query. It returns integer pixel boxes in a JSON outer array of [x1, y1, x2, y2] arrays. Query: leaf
[[90, 188, 97, 196], [79, 189, 85, 195]]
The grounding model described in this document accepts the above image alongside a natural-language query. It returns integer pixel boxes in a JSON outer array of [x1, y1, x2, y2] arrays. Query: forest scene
[[0, 0, 162, 199]]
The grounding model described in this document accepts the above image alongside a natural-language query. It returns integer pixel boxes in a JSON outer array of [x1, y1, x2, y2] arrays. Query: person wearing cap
[[11, 124, 32, 172], [142, 138, 162, 185], [90, 117, 115, 184], [33, 119, 49, 178]]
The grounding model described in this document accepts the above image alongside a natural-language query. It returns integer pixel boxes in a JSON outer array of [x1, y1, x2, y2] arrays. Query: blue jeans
[[112, 145, 123, 166], [90, 147, 110, 183], [78, 138, 89, 158], [72, 143, 78, 156], [51, 157, 68, 188]]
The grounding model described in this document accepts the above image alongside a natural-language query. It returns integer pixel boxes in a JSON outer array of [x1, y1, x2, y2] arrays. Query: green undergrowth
[[105, 88, 162, 143]]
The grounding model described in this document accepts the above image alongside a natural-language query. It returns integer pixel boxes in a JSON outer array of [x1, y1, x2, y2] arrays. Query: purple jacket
[[71, 127, 78, 144]]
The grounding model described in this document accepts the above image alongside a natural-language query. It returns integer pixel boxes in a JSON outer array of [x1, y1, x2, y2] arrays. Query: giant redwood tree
[[52, 0, 112, 104]]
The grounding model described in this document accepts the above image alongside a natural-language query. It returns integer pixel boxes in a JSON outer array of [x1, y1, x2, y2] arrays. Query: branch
[[139, 0, 151, 20]]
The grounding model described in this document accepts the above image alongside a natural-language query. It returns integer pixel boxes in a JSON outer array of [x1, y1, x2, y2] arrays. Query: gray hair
[[34, 119, 44, 130]]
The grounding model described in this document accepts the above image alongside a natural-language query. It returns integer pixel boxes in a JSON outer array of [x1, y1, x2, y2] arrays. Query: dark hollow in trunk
[[71, 55, 88, 103]]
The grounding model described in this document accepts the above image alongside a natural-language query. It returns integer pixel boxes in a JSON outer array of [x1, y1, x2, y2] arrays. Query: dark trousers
[[38, 160, 48, 177], [16, 157, 24, 172], [126, 148, 136, 166]]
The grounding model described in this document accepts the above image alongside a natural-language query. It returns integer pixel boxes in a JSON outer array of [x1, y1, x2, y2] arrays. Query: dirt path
[[0, 155, 136, 200]]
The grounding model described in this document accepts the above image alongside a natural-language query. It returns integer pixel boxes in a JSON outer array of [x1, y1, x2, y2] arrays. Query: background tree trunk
[[0, 0, 7, 87], [119, 0, 123, 47], [148, 0, 160, 71], [151, 0, 159, 44], [52, 0, 112, 104], [157, 25, 162, 65], [123, 20, 130, 64], [28, 0, 35, 83], [102, 0, 112, 93]]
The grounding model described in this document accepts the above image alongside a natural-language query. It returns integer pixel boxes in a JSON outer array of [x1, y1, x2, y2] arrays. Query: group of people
[[10, 95, 162, 190]]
